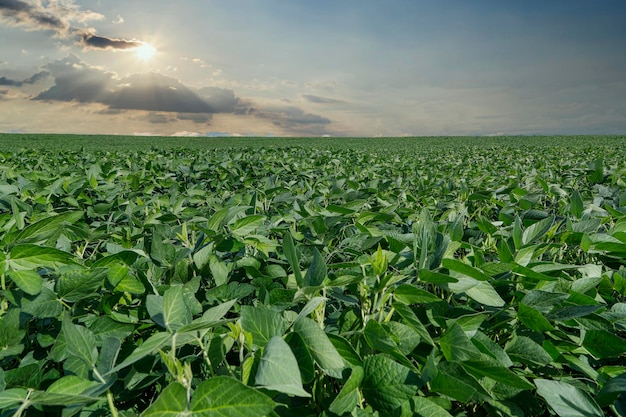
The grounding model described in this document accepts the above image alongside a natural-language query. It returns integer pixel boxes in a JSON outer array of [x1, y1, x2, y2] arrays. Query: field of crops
[[1, 135, 625, 416]]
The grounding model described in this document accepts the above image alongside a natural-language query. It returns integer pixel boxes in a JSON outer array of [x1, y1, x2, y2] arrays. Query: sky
[[1, 0, 626, 137]]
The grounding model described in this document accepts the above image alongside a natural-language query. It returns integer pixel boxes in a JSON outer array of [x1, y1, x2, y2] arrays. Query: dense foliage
[[1, 136, 625, 416]]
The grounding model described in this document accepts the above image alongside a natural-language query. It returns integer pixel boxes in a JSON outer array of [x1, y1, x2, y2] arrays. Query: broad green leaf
[[597, 372, 626, 406], [517, 303, 554, 332], [440, 324, 482, 362], [7, 269, 42, 295], [582, 330, 626, 358], [461, 357, 534, 389], [230, 214, 265, 237], [361, 354, 420, 413], [327, 333, 363, 368], [443, 258, 491, 281], [394, 284, 443, 304], [466, 280, 505, 307], [46, 376, 100, 395], [505, 335, 552, 367], [293, 317, 344, 377], [363, 320, 415, 370], [240, 306, 285, 348], [393, 302, 434, 346], [0, 388, 28, 410], [57, 267, 107, 302], [285, 332, 316, 384], [8, 244, 75, 270], [522, 216, 555, 246], [535, 379, 603, 417], [570, 190, 584, 218], [430, 362, 491, 403], [62, 314, 98, 368], [329, 366, 364, 415], [107, 332, 172, 374], [418, 269, 458, 284], [14, 210, 84, 244], [294, 296, 327, 324], [20, 287, 63, 318], [386, 321, 420, 355], [410, 397, 454, 417], [209, 255, 231, 286], [283, 232, 303, 287], [304, 248, 326, 287], [254, 336, 310, 397], [163, 286, 194, 331], [142, 382, 187, 417], [190, 376, 274, 417]]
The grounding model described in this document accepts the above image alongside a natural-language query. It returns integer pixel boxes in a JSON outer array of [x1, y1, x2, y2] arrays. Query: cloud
[[0, 70, 49, 86], [256, 105, 331, 128], [302, 94, 344, 104], [79, 31, 142, 50], [32, 55, 246, 115], [146, 112, 176, 124], [177, 113, 212, 124], [0, 0, 102, 34]]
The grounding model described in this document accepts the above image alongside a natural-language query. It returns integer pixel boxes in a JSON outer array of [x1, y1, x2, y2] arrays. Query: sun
[[135, 42, 157, 60]]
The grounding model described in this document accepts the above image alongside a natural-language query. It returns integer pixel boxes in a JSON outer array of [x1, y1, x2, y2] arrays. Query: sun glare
[[135, 42, 157, 60]]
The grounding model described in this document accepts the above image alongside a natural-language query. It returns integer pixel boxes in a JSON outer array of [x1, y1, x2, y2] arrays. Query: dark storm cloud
[[302, 94, 343, 104], [0, 0, 67, 32], [79, 31, 142, 50], [0, 70, 49, 86]]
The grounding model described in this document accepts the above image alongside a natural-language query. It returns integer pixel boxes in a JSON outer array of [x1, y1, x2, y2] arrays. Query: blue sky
[[1, 0, 625, 136]]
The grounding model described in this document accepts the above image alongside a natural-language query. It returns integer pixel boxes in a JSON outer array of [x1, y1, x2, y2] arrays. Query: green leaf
[[14, 210, 84, 244], [522, 216, 555, 246], [107, 332, 172, 374], [583, 330, 626, 358], [410, 397, 453, 417], [163, 286, 194, 331], [418, 269, 458, 284], [597, 372, 626, 406], [0, 388, 28, 410], [329, 366, 364, 415], [304, 248, 326, 287], [517, 303, 554, 332], [254, 336, 310, 397], [505, 335, 552, 367], [461, 357, 534, 389], [440, 324, 482, 362], [7, 269, 42, 295], [285, 332, 316, 384], [46, 375, 100, 395], [535, 379, 603, 417], [230, 214, 265, 237], [240, 306, 285, 349], [142, 382, 187, 417], [371, 244, 388, 276], [57, 267, 107, 302], [393, 303, 434, 346], [361, 354, 420, 413], [328, 333, 363, 368], [443, 258, 491, 281], [190, 376, 274, 417], [430, 362, 491, 403], [62, 314, 98, 368], [570, 190, 584, 219], [283, 232, 303, 287], [20, 287, 63, 318], [8, 244, 76, 270], [394, 284, 442, 304], [293, 317, 344, 377]]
